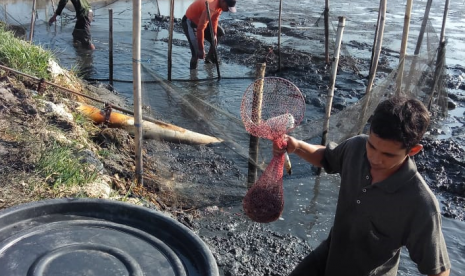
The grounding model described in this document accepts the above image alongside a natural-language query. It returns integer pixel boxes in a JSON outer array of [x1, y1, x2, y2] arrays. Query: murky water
[[2, 0, 465, 274]]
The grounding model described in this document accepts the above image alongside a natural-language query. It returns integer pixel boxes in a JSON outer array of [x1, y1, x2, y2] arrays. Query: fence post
[[247, 63, 266, 188], [109, 9, 114, 87], [29, 0, 37, 42]]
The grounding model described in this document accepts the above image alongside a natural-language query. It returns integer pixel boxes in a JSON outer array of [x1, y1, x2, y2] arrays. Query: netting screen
[[0, 0, 450, 209]]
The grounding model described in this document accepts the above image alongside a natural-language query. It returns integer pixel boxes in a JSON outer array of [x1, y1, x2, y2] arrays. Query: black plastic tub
[[0, 198, 219, 276]]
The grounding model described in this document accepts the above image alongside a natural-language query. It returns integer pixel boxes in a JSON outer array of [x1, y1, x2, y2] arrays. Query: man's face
[[366, 132, 410, 175]]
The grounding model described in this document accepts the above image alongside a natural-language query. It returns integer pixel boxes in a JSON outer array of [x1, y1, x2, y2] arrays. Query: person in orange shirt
[[182, 0, 236, 69]]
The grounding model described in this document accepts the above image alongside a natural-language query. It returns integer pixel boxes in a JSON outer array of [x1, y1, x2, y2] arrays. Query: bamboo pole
[[278, 0, 283, 72], [318, 17, 345, 176], [133, 0, 143, 185], [405, 0, 432, 93], [109, 9, 114, 87], [414, 0, 432, 55], [427, 0, 449, 110], [155, 0, 161, 16], [358, 0, 386, 135], [395, 0, 413, 96], [324, 0, 330, 65], [247, 63, 267, 188], [205, 1, 221, 79], [168, 0, 174, 81], [439, 0, 449, 44], [322, 17, 345, 147], [29, 0, 37, 42]]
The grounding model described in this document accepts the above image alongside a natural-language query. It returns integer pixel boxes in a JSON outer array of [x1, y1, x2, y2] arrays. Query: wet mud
[[147, 14, 465, 275]]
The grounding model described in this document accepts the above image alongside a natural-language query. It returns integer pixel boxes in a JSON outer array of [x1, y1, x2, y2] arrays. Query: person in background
[[273, 96, 451, 276], [49, 0, 95, 50], [182, 0, 236, 69]]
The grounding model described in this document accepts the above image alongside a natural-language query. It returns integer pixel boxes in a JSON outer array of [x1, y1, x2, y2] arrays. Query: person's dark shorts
[[72, 10, 93, 47]]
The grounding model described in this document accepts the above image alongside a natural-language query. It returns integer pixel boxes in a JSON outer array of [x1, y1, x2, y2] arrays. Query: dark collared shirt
[[320, 135, 450, 276]]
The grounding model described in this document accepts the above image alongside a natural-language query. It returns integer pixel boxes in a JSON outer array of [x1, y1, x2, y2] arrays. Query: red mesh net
[[241, 77, 305, 223]]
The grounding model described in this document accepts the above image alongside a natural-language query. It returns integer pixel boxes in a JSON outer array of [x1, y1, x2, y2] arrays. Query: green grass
[[73, 111, 98, 135], [0, 24, 54, 79], [36, 142, 98, 188]]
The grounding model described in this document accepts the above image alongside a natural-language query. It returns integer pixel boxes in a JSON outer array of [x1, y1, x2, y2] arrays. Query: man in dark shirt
[[274, 96, 451, 276], [49, 0, 95, 50]]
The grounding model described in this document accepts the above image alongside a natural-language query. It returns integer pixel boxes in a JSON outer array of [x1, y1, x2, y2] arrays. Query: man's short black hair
[[370, 96, 430, 150]]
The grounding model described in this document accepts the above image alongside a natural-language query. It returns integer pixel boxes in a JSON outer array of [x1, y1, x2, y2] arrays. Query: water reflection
[[74, 44, 95, 78]]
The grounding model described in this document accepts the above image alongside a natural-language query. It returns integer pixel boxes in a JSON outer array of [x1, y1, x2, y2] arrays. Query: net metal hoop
[[240, 77, 305, 140]]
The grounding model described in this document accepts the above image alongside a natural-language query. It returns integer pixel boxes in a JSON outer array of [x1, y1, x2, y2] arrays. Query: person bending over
[[182, 0, 236, 69], [273, 96, 451, 276], [49, 0, 95, 50]]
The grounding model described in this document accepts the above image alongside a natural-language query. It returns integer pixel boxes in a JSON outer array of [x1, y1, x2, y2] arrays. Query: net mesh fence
[[0, 0, 450, 209]]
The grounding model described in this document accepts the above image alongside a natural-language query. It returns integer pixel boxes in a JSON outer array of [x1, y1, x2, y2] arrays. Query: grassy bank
[[0, 24, 151, 210], [0, 23, 54, 79]]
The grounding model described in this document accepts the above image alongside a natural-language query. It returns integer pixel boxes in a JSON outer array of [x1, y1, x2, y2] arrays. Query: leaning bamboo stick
[[405, 0, 432, 93], [322, 16, 345, 147], [318, 16, 345, 176], [247, 63, 266, 188], [358, 0, 386, 135], [395, 0, 413, 96], [427, 0, 450, 109]]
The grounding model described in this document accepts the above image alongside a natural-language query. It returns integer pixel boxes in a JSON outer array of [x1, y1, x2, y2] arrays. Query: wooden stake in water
[[395, 0, 413, 96], [29, 0, 37, 43], [109, 9, 114, 87], [247, 63, 266, 188], [427, 0, 449, 110], [133, 0, 143, 185], [155, 0, 161, 16], [358, 0, 386, 135], [278, 0, 283, 72], [168, 0, 174, 81], [318, 16, 345, 175], [324, 0, 330, 65], [321, 17, 345, 146], [405, 0, 432, 92], [414, 0, 433, 56]]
